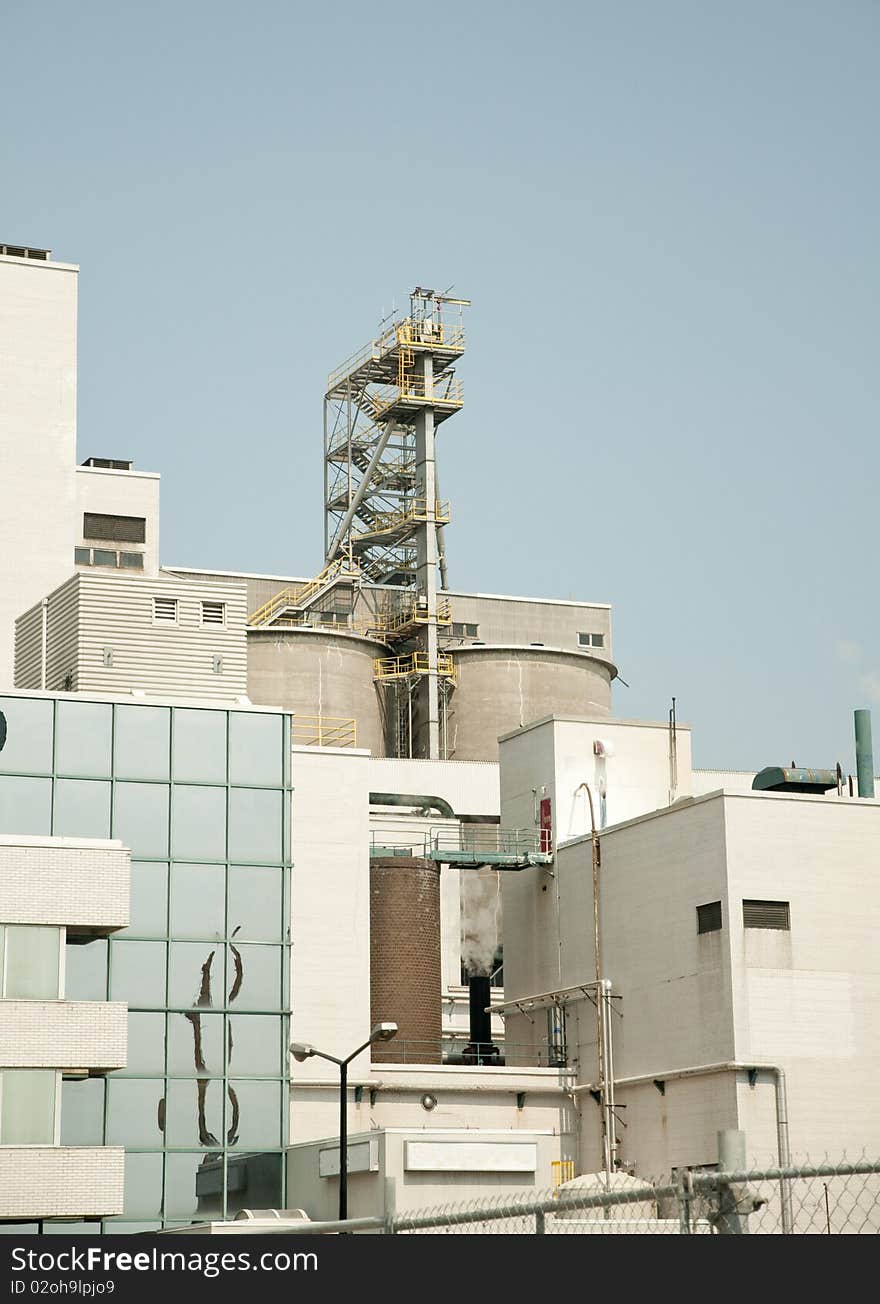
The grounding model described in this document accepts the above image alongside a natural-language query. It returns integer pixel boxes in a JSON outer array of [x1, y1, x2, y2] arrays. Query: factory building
[[2, 244, 880, 1229]]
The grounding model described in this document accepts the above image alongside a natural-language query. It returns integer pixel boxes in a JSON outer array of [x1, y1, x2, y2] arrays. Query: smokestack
[[463, 975, 499, 1064], [855, 709, 874, 798]]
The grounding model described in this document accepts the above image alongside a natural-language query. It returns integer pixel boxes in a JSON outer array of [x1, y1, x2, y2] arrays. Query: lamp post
[[291, 1021, 398, 1222]]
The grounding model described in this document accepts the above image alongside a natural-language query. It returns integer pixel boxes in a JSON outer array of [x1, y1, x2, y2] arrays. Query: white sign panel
[[404, 1141, 537, 1173], [318, 1137, 379, 1178]]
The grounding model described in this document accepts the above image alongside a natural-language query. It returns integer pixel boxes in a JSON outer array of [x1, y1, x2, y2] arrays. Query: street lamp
[[291, 1021, 398, 1222]]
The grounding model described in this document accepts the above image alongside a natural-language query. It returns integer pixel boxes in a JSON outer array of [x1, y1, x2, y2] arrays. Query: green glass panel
[[0, 697, 53, 774], [55, 700, 112, 777]]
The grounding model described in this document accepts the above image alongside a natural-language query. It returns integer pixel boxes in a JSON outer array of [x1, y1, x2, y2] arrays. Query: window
[[153, 597, 178, 624], [83, 513, 146, 544], [743, 900, 790, 930], [0, 925, 62, 998], [697, 901, 722, 934], [0, 1070, 58, 1144], [578, 632, 605, 649], [74, 548, 144, 570], [452, 622, 479, 639], [201, 600, 226, 627]]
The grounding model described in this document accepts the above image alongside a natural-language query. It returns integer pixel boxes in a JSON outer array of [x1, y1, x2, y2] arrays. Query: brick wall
[[0, 1148, 124, 1218], [370, 857, 441, 1062], [0, 839, 129, 930], [0, 1001, 127, 1070]]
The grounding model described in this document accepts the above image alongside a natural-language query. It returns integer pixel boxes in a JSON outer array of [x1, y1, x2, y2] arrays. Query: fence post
[[535, 1209, 546, 1234], [714, 1129, 749, 1234], [676, 1168, 692, 1235]]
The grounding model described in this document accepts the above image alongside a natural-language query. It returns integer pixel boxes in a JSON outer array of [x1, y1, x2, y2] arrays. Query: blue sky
[[2, 1, 878, 769]]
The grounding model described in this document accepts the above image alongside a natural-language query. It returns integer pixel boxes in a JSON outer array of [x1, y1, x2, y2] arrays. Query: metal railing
[[291, 715, 357, 749], [249, 557, 361, 627], [429, 827, 549, 860], [373, 651, 456, 680], [368, 1036, 566, 1069], [371, 377, 463, 419], [383, 597, 452, 636], [351, 499, 450, 543], [326, 318, 466, 393]]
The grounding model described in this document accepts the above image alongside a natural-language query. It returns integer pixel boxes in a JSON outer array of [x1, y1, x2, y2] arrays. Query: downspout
[[574, 781, 610, 1179], [40, 598, 48, 690]]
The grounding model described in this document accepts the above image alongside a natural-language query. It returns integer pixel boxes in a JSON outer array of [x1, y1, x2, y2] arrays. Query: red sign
[[539, 797, 552, 853]]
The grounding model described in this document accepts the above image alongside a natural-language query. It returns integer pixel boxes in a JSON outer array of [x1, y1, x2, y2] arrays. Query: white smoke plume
[[460, 867, 502, 978]]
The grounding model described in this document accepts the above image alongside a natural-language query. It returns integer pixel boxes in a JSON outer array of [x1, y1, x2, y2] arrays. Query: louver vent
[[83, 513, 146, 543], [201, 601, 226, 626], [742, 899, 790, 930], [696, 901, 722, 934], [153, 597, 178, 623]]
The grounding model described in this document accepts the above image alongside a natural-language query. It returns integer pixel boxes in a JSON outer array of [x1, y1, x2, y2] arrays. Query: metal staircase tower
[[323, 289, 468, 760]]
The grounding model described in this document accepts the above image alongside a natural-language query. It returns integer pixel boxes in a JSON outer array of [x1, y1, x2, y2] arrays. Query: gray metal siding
[[46, 576, 80, 692], [77, 574, 248, 698], [13, 602, 43, 689]]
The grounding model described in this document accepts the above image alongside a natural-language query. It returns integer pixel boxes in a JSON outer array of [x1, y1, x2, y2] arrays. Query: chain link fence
[[377, 1158, 880, 1235]]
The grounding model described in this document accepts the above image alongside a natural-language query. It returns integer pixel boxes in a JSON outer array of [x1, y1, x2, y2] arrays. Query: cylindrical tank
[[447, 644, 615, 761], [370, 856, 441, 1063], [247, 628, 388, 755]]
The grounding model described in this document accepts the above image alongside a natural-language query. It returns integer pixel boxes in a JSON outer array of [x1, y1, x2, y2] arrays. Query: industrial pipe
[[854, 709, 874, 798], [369, 792, 455, 818]]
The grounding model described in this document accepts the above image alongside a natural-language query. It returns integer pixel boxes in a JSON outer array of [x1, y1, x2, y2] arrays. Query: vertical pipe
[[854, 709, 874, 798], [715, 1129, 749, 1234], [40, 598, 48, 690], [339, 1060, 348, 1222], [774, 1067, 793, 1234]]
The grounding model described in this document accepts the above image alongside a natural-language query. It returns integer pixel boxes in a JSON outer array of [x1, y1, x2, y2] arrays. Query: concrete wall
[[289, 746, 372, 1137], [723, 792, 880, 1160], [498, 715, 694, 1029], [15, 572, 248, 699], [76, 465, 161, 577], [287, 1124, 567, 1221], [0, 254, 78, 689], [441, 590, 612, 660], [499, 716, 694, 846], [500, 752, 880, 1175], [449, 648, 613, 762], [248, 629, 387, 755]]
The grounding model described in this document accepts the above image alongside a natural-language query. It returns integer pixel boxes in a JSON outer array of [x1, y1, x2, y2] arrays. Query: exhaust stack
[[855, 709, 874, 798]]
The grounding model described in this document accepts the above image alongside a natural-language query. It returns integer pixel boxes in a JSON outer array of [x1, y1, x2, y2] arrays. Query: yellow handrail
[[326, 317, 466, 392], [351, 500, 451, 544], [371, 377, 463, 417], [373, 652, 456, 680], [249, 557, 360, 628], [384, 598, 453, 634], [291, 715, 357, 748]]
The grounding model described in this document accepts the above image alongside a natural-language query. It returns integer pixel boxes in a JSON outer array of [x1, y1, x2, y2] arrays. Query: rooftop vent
[[81, 458, 133, 471], [1, 244, 50, 260], [751, 767, 838, 795]]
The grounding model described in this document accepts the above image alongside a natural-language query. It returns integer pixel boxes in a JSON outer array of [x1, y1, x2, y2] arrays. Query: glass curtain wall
[[0, 695, 292, 1232]]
